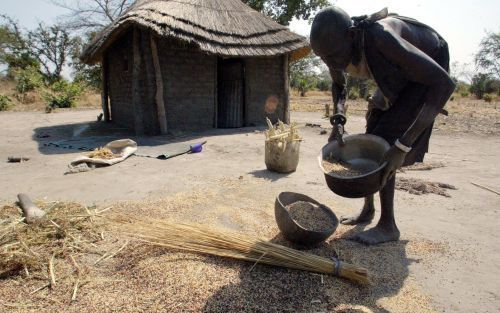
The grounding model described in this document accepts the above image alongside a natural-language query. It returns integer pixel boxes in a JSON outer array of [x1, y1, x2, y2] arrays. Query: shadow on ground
[[33, 120, 265, 155], [248, 169, 293, 182], [201, 232, 412, 313]]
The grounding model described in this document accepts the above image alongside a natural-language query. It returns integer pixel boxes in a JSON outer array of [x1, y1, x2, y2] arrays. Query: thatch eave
[[81, 0, 311, 64]]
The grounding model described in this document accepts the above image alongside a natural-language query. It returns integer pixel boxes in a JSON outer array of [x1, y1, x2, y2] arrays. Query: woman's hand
[[381, 146, 407, 187], [328, 124, 345, 143], [328, 114, 347, 144]]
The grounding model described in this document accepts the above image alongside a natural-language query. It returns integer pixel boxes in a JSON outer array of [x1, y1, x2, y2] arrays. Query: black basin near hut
[[319, 134, 390, 198], [275, 192, 338, 246]]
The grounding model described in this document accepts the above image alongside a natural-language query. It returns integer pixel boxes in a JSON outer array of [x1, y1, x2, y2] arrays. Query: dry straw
[[0, 202, 108, 279], [81, 0, 310, 64], [114, 217, 369, 284], [87, 147, 120, 160], [265, 118, 302, 154]]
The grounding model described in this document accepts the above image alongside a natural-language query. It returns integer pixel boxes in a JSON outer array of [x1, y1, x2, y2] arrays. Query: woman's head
[[310, 7, 354, 70]]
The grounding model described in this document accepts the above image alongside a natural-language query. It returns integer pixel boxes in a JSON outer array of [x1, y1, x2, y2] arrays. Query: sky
[[1, 0, 499, 78], [289, 0, 500, 68], [1, 0, 67, 27]]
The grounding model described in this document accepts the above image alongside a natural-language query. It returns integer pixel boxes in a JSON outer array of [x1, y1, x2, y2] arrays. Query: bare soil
[[291, 91, 500, 135], [0, 107, 499, 313]]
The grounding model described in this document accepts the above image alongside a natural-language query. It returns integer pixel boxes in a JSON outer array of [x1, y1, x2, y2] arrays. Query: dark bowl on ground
[[275, 192, 338, 246], [318, 134, 390, 198]]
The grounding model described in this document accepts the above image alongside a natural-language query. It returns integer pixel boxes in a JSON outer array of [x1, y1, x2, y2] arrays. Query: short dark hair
[[310, 7, 352, 44]]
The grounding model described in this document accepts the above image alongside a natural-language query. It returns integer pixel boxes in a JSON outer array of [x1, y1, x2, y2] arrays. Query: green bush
[[316, 78, 330, 91], [483, 93, 494, 102], [470, 73, 499, 99], [14, 66, 44, 94], [449, 95, 454, 101], [297, 78, 315, 97], [460, 91, 469, 98], [0, 94, 12, 111], [348, 88, 359, 100], [43, 80, 84, 111]]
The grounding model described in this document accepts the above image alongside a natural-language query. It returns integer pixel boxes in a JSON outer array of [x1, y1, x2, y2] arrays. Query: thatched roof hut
[[82, 0, 310, 135]]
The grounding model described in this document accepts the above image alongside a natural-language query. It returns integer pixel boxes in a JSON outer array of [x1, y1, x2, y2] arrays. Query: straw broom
[[114, 217, 369, 284]]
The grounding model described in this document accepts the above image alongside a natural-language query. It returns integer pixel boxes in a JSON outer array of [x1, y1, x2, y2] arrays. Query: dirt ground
[[291, 91, 500, 136], [0, 104, 499, 312]]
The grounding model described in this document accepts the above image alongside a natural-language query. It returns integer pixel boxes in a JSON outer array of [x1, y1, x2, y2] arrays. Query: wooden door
[[218, 59, 244, 128]]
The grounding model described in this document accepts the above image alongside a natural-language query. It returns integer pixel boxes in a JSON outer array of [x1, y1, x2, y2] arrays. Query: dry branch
[[471, 182, 500, 196], [17, 194, 46, 224], [49, 254, 56, 288], [7, 156, 30, 163]]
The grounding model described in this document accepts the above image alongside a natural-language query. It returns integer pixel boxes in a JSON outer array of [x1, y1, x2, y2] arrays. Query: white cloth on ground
[[67, 139, 137, 173]]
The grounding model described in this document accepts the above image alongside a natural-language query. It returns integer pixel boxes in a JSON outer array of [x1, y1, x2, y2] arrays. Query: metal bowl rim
[[276, 192, 338, 235], [318, 134, 390, 179]]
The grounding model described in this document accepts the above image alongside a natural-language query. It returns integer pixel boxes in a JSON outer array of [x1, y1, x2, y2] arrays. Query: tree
[[290, 53, 321, 96], [71, 33, 102, 89], [27, 23, 77, 81], [243, 0, 330, 25], [451, 61, 474, 85], [0, 15, 38, 76], [475, 31, 500, 78], [51, 0, 134, 31], [469, 73, 499, 99], [0, 15, 25, 61], [316, 64, 332, 91]]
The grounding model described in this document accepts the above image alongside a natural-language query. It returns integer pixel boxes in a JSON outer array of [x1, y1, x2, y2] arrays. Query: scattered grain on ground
[[396, 177, 457, 197], [0, 176, 448, 312], [402, 162, 446, 171]]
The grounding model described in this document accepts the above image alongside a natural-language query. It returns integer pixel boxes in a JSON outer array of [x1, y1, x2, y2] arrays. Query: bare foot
[[339, 205, 375, 225], [350, 224, 400, 245]]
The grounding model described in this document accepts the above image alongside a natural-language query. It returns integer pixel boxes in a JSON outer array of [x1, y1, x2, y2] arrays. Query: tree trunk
[[150, 34, 168, 134], [101, 54, 110, 121], [132, 27, 145, 135], [17, 193, 46, 224], [283, 54, 290, 124]]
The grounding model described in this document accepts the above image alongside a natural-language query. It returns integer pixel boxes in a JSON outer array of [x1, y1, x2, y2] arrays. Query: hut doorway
[[217, 58, 245, 128]]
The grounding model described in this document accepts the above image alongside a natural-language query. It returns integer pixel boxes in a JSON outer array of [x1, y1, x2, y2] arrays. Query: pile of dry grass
[[396, 177, 457, 197], [265, 118, 302, 143], [0, 202, 109, 284], [402, 162, 445, 171], [86, 147, 120, 159]]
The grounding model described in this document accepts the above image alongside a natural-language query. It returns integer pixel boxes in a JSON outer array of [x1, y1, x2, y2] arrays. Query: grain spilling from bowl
[[322, 159, 367, 177], [286, 201, 333, 232]]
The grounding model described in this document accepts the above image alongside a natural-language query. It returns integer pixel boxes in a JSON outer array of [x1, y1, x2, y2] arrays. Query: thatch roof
[[81, 0, 311, 64]]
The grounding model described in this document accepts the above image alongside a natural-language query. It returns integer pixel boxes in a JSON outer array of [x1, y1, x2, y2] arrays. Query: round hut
[[81, 0, 310, 135]]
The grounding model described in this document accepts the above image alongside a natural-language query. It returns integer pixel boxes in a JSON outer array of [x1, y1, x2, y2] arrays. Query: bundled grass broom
[[114, 217, 369, 284]]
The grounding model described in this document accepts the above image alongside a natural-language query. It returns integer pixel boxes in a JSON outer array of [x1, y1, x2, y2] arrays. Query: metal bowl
[[275, 192, 338, 246], [318, 134, 390, 198]]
